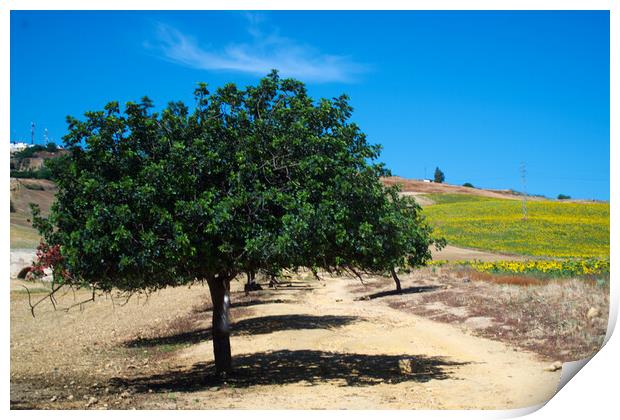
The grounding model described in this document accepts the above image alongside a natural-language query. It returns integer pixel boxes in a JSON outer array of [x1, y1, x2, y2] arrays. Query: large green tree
[[33, 71, 441, 374]]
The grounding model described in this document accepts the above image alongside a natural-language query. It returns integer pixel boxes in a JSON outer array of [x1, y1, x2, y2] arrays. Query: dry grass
[[10, 223, 42, 249], [10, 178, 57, 249], [381, 176, 525, 200], [455, 269, 545, 286], [10, 277, 286, 409], [350, 267, 609, 362], [10, 284, 214, 409]]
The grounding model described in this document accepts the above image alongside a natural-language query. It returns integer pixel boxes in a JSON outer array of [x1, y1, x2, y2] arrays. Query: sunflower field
[[422, 194, 609, 258], [429, 258, 610, 276]]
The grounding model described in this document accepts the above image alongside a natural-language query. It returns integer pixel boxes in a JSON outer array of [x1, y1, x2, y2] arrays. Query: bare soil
[[350, 267, 609, 363], [382, 176, 529, 200], [431, 244, 527, 262], [11, 268, 578, 410]]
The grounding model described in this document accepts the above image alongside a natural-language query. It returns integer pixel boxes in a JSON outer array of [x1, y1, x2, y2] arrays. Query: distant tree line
[[10, 166, 53, 180]]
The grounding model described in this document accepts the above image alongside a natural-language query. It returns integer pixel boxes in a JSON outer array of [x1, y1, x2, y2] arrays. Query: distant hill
[[10, 146, 68, 179], [380, 176, 532, 202], [10, 178, 57, 249]]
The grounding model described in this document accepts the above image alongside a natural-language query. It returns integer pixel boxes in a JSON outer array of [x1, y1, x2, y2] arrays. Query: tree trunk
[[244, 270, 262, 294], [207, 275, 232, 375], [391, 268, 402, 293]]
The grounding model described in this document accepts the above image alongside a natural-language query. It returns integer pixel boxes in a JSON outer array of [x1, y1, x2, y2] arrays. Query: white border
[[2, 2, 616, 420], [0, 0, 614, 11]]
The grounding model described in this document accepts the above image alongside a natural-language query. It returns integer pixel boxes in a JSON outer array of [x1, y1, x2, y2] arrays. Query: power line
[[520, 162, 527, 221]]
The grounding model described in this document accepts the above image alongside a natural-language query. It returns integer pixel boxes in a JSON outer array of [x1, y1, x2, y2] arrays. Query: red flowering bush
[[30, 241, 68, 282]]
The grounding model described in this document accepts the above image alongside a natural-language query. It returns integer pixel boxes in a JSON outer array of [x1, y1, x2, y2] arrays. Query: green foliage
[[557, 194, 571, 200], [46, 142, 58, 152], [424, 193, 494, 205], [462, 182, 475, 188], [36, 164, 53, 180], [434, 167, 445, 183], [10, 166, 53, 180], [13, 145, 46, 159], [32, 72, 440, 292], [11, 156, 55, 181]]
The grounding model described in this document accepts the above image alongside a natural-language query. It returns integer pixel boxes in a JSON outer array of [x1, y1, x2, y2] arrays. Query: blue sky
[[11, 11, 609, 199]]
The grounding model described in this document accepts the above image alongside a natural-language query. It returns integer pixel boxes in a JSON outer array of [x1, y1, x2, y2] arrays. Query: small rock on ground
[[544, 361, 563, 372], [587, 307, 601, 319]]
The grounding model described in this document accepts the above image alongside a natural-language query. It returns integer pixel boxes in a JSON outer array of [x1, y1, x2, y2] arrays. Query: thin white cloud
[[150, 20, 367, 83]]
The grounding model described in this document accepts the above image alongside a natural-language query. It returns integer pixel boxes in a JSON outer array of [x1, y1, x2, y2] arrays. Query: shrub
[[23, 183, 45, 191], [10, 166, 53, 180], [11, 170, 37, 179]]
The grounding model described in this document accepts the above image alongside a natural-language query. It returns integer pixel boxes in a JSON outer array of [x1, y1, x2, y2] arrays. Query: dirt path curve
[[432, 244, 527, 262], [138, 276, 561, 409]]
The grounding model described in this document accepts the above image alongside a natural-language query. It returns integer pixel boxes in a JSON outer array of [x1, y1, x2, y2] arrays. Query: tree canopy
[[434, 167, 445, 183], [32, 71, 442, 373]]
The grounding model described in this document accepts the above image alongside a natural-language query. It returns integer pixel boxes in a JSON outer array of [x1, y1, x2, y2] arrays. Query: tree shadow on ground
[[357, 285, 441, 300], [194, 298, 291, 313], [112, 350, 468, 391], [125, 315, 360, 348]]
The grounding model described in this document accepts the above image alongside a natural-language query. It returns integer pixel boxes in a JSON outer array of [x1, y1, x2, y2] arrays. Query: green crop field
[[422, 194, 609, 258]]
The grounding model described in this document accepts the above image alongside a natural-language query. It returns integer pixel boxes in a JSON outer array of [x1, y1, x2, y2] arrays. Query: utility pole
[[31, 122, 35, 145], [520, 162, 527, 221], [44, 128, 49, 145]]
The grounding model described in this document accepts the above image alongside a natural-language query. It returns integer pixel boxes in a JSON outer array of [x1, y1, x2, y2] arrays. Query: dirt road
[[159, 276, 560, 409], [11, 272, 561, 410], [432, 245, 527, 262]]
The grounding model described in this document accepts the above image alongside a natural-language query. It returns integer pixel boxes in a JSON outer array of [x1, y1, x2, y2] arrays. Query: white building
[[10, 142, 31, 153]]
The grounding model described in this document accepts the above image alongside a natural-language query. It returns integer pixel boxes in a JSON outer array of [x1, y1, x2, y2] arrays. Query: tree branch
[[21, 283, 65, 317]]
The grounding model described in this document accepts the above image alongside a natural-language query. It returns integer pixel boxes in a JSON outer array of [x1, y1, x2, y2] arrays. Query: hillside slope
[[381, 176, 527, 201], [423, 193, 609, 258], [10, 178, 57, 249]]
